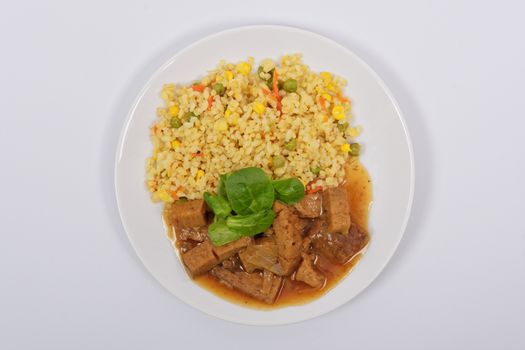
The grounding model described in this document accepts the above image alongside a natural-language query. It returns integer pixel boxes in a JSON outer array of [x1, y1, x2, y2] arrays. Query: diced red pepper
[[306, 186, 323, 195], [191, 84, 205, 92]]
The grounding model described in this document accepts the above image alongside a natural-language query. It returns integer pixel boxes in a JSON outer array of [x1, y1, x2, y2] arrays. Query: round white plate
[[115, 25, 414, 325]]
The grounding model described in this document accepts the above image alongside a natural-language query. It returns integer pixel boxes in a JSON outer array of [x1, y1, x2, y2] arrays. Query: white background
[[1, 1, 524, 349]]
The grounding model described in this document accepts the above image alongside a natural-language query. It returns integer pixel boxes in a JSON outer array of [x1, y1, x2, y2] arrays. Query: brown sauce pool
[[166, 159, 372, 309]]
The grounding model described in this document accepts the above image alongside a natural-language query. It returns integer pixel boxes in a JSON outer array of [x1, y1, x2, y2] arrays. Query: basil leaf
[[208, 220, 243, 246], [203, 192, 231, 219], [226, 210, 276, 236], [217, 172, 231, 199], [272, 178, 305, 204], [225, 167, 274, 215]]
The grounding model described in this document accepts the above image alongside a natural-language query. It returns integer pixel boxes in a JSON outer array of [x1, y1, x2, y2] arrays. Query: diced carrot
[[272, 70, 279, 96], [262, 88, 273, 98], [191, 152, 204, 157], [207, 95, 214, 111], [191, 84, 205, 92], [151, 125, 157, 134], [319, 96, 327, 111], [336, 92, 349, 103], [170, 185, 185, 199]]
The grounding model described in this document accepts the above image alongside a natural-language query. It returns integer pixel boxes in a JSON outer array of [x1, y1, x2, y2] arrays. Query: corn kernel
[[253, 102, 266, 115], [320, 72, 332, 84], [224, 70, 233, 80], [214, 119, 228, 131], [322, 93, 332, 101], [348, 127, 360, 138], [157, 190, 174, 203], [225, 112, 239, 125], [332, 105, 346, 120], [340, 144, 351, 153], [236, 62, 252, 75], [326, 83, 338, 93], [322, 114, 328, 122], [171, 140, 181, 149], [224, 109, 232, 118], [168, 105, 180, 117], [196, 169, 205, 180]]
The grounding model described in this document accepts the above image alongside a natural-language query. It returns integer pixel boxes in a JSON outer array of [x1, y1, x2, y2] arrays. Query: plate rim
[[114, 24, 415, 325]]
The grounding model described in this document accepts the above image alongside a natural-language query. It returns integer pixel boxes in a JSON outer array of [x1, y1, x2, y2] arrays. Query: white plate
[[115, 25, 414, 325]]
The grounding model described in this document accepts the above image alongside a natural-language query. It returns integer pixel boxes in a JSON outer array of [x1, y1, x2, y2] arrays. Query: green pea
[[170, 117, 182, 128], [213, 83, 225, 95], [258, 66, 274, 75], [310, 166, 321, 174], [349, 143, 361, 156], [282, 79, 298, 92], [263, 68, 275, 88], [337, 122, 349, 132], [192, 81, 201, 86], [284, 138, 297, 151], [266, 78, 273, 89], [271, 155, 286, 169], [184, 112, 198, 121]]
